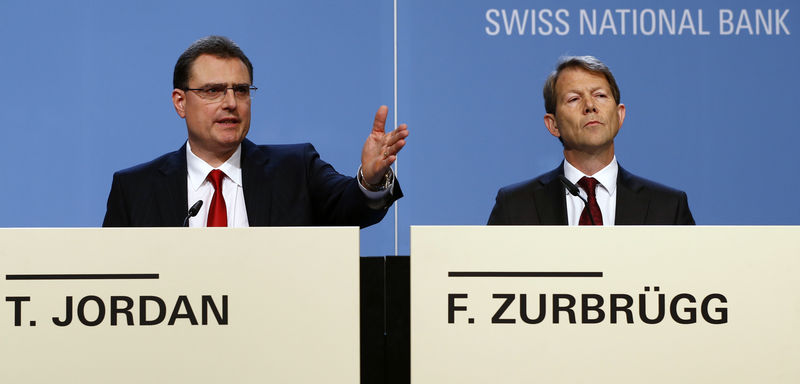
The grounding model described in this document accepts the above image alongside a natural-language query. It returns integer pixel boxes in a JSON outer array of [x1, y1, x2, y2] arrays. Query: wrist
[[359, 165, 392, 192]]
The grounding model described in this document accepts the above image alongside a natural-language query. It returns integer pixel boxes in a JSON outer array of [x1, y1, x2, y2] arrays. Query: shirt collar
[[563, 156, 618, 195], [186, 141, 243, 191]]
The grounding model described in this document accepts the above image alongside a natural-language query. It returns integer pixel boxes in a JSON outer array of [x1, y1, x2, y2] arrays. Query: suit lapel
[[534, 165, 568, 225], [157, 144, 189, 226], [241, 139, 272, 226], [615, 165, 649, 225]]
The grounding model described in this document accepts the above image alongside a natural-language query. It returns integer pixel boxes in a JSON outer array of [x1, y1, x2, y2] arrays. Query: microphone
[[183, 200, 203, 227], [558, 175, 595, 225]]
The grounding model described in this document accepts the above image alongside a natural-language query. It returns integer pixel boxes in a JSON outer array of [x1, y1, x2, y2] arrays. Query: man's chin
[[205, 135, 245, 153], [219, 139, 244, 149], [214, 129, 247, 144], [565, 140, 615, 154]]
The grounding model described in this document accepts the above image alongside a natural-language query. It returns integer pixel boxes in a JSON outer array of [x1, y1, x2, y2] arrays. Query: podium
[[1, 228, 359, 383], [5, 226, 799, 383], [411, 226, 800, 383]]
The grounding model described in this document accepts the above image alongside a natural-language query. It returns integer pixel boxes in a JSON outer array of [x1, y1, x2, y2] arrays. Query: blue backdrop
[[1, 1, 797, 256]]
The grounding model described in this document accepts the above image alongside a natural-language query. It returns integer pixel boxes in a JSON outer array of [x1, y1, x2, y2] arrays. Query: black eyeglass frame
[[183, 84, 258, 101]]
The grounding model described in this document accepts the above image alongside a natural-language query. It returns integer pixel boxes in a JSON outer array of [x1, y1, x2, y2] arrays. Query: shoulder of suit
[[244, 141, 319, 164], [496, 168, 560, 200], [112, 148, 183, 179], [248, 142, 315, 154], [619, 168, 688, 197]]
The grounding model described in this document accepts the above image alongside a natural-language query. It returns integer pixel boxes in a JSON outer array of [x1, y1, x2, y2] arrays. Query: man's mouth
[[216, 117, 240, 126], [584, 120, 602, 127]]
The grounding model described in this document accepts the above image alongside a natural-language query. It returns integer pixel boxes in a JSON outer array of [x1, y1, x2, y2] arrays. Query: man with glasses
[[103, 36, 408, 227]]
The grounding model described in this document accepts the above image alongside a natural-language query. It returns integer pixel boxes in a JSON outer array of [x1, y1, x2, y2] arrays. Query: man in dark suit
[[488, 56, 694, 225], [103, 36, 408, 228]]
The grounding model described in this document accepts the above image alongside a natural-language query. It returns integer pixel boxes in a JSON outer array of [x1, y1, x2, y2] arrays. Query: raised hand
[[360, 105, 409, 186]]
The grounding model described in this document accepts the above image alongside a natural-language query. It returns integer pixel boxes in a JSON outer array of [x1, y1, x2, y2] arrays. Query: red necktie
[[206, 169, 227, 227], [577, 176, 603, 226]]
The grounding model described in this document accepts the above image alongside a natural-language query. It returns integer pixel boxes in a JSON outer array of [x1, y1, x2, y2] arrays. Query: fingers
[[372, 105, 388, 133], [382, 123, 409, 147], [381, 138, 407, 160], [376, 155, 397, 169], [378, 123, 408, 160], [364, 135, 403, 183]]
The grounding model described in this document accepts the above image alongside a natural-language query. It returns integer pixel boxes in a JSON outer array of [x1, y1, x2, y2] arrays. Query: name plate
[[411, 226, 800, 383], [1, 228, 359, 383]]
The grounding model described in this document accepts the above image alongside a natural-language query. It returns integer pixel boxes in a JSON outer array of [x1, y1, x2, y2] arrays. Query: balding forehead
[[187, 54, 251, 86]]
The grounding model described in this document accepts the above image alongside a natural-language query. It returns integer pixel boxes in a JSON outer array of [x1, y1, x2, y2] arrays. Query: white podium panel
[[0, 228, 359, 383], [411, 226, 800, 383]]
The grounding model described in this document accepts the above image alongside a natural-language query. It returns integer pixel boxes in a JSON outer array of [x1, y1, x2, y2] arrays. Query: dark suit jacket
[[488, 163, 694, 225], [103, 139, 401, 228]]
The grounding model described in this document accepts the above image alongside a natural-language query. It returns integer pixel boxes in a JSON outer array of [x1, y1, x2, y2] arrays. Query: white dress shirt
[[563, 157, 618, 226], [186, 141, 249, 227], [185, 141, 393, 227]]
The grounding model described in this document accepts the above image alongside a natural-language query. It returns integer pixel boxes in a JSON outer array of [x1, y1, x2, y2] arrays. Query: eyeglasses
[[184, 84, 258, 102]]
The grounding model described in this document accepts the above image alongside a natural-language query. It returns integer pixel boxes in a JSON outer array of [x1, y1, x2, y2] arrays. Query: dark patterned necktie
[[577, 177, 603, 226]]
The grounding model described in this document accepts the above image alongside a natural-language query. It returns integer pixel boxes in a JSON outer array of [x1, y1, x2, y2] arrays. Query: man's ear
[[544, 113, 559, 138], [616, 103, 626, 128], [172, 89, 187, 118]]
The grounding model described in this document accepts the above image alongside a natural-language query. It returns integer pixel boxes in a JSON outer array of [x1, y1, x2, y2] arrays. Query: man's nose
[[221, 88, 238, 109], [583, 98, 597, 114]]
